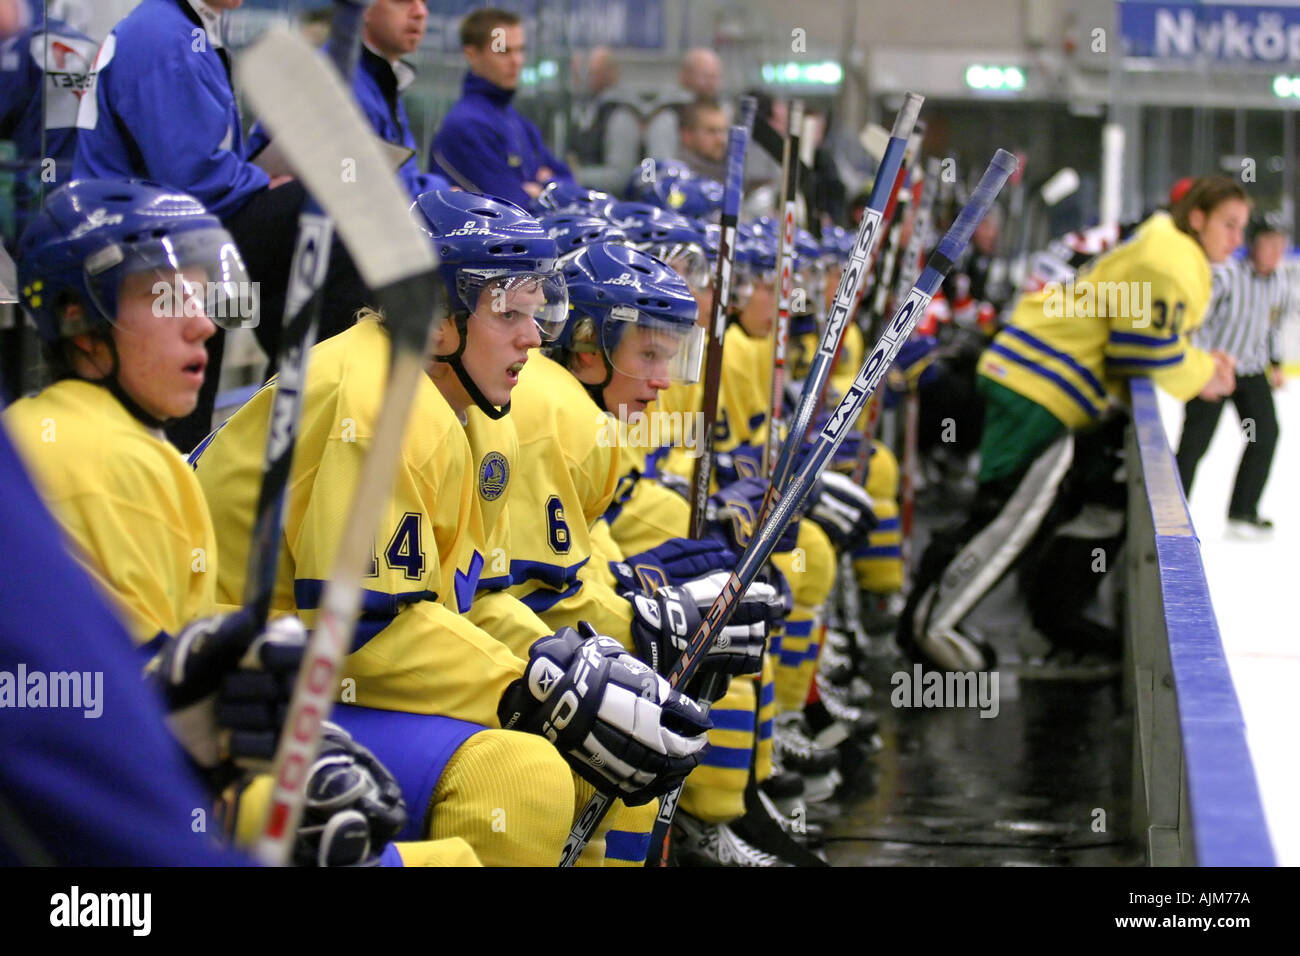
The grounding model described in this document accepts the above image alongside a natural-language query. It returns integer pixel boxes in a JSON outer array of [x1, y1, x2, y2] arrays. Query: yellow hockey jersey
[[977, 211, 1215, 428], [504, 353, 634, 644], [3, 380, 216, 648], [193, 317, 533, 726]]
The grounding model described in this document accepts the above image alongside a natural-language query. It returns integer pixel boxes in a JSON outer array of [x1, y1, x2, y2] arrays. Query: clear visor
[[462, 271, 569, 342], [85, 228, 257, 331], [605, 311, 706, 384], [663, 246, 712, 292]]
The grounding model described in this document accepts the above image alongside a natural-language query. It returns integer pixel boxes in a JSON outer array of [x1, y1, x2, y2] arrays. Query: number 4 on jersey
[[365, 512, 426, 580]]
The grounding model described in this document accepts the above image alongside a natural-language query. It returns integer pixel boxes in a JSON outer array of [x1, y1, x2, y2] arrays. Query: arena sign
[[1119, 1, 1300, 63]]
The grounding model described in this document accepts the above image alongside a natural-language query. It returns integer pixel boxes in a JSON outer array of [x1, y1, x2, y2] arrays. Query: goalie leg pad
[[902, 435, 1073, 671]]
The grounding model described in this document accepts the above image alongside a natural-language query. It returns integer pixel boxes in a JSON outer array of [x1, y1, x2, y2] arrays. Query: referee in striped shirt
[[1176, 213, 1292, 536]]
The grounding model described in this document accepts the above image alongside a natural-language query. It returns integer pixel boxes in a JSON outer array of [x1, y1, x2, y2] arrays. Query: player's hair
[[460, 7, 521, 49], [681, 98, 724, 131], [547, 315, 599, 372], [39, 293, 111, 383], [1171, 176, 1250, 236]]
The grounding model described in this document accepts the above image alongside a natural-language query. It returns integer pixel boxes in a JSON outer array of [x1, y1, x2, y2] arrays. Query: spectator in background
[[643, 47, 723, 160], [248, 0, 449, 201], [804, 107, 847, 228], [0, 0, 98, 251], [1177, 213, 1292, 537], [677, 98, 727, 183], [742, 90, 788, 211], [568, 46, 642, 193], [430, 7, 572, 206], [74, 0, 368, 454]]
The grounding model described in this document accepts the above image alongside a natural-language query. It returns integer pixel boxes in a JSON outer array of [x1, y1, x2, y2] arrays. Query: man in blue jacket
[[73, 0, 367, 454], [430, 7, 572, 207], [248, 0, 449, 201], [0, 0, 98, 250]]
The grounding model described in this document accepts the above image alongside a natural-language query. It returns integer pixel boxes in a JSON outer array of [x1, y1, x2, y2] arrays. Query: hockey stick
[[762, 93, 922, 504], [686, 95, 757, 539], [663, 149, 1017, 715], [762, 98, 803, 479], [559, 97, 756, 870], [892, 159, 941, 578], [237, 28, 442, 867], [240, 0, 369, 629], [637, 150, 1013, 869], [850, 145, 929, 486]]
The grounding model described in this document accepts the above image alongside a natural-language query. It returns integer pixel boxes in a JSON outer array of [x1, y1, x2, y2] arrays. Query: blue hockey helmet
[[620, 211, 712, 291], [602, 200, 677, 230], [531, 181, 614, 216], [623, 157, 695, 202], [537, 212, 629, 261], [410, 189, 567, 419], [647, 176, 724, 220], [17, 179, 255, 344], [554, 242, 703, 395], [410, 189, 567, 340]]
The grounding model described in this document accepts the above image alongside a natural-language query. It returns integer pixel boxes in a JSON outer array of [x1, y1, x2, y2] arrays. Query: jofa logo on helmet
[[445, 219, 494, 237], [69, 208, 125, 240], [606, 272, 643, 290], [478, 450, 510, 501]]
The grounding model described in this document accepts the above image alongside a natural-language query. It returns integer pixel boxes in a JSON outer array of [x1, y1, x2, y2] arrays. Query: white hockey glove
[[498, 624, 712, 805], [148, 610, 306, 787], [628, 571, 784, 690], [293, 722, 408, 867], [808, 471, 879, 549]]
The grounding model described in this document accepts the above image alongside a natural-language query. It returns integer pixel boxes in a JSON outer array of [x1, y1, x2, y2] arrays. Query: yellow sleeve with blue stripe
[[3, 380, 216, 650], [1100, 215, 1214, 400]]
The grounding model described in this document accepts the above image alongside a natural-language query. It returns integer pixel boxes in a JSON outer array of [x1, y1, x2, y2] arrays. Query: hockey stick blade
[[767, 91, 922, 498], [239, 1, 369, 626], [239, 28, 442, 866], [667, 149, 1018, 697]]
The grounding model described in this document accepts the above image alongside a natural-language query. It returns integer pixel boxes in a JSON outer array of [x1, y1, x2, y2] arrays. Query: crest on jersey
[[479, 450, 510, 501]]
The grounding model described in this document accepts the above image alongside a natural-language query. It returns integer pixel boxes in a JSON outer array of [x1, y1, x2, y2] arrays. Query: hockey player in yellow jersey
[[901, 176, 1246, 672], [507, 236, 796, 864], [3, 179, 471, 866], [195, 190, 711, 866]]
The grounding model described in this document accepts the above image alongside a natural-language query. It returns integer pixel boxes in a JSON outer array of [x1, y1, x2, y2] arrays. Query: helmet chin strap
[[581, 353, 615, 413], [434, 311, 511, 421], [75, 333, 169, 431]]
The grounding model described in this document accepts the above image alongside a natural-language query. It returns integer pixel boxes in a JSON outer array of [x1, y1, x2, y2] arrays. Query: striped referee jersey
[[1193, 258, 1295, 375]]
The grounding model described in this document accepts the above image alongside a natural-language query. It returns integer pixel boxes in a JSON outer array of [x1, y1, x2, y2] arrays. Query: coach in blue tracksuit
[[72, 0, 367, 454], [430, 7, 572, 208]]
